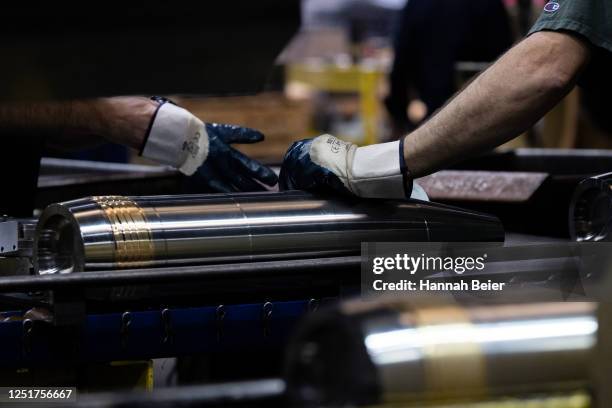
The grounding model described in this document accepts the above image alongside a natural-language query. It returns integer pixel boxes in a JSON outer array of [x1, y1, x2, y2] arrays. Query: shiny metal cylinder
[[286, 299, 596, 406], [34, 191, 503, 274], [570, 173, 612, 241]]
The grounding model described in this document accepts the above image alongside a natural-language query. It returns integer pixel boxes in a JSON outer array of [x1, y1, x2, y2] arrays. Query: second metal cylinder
[[285, 299, 596, 406]]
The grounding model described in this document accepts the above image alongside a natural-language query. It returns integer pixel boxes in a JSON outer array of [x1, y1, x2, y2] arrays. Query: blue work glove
[[141, 97, 277, 192], [191, 123, 278, 192], [279, 134, 428, 200]]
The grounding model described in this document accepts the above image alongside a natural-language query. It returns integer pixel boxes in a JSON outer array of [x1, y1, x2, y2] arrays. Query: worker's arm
[[0, 96, 277, 192], [279, 31, 591, 199], [0, 97, 157, 150], [403, 31, 591, 177]]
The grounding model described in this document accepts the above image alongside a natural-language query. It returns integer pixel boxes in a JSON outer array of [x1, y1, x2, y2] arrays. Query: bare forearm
[[0, 101, 85, 134], [0, 97, 156, 151], [403, 31, 591, 177]]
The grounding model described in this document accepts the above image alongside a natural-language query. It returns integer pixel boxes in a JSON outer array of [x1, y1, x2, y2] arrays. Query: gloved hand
[[141, 97, 277, 192], [279, 134, 428, 200]]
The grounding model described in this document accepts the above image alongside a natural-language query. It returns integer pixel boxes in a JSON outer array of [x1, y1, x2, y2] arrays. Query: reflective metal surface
[[286, 300, 596, 406], [34, 191, 503, 274], [570, 173, 612, 241], [0, 218, 36, 276]]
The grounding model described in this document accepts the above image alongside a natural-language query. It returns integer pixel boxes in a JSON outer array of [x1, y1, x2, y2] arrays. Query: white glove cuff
[[350, 141, 407, 199], [350, 141, 429, 200], [141, 102, 209, 175], [309, 134, 428, 200]]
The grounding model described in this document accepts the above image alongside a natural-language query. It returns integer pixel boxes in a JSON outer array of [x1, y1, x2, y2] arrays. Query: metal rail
[[0, 256, 360, 293]]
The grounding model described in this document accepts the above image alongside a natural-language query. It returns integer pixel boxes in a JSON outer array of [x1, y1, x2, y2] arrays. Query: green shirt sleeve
[[528, 0, 612, 53]]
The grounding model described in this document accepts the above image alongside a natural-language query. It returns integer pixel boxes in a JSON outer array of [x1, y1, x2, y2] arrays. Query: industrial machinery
[[67, 298, 605, 407], [0, 190, 506, 372], [4, 159, 612, 406], [431, 149, 612, 238], [570, 173, 612, 242], [4, 152, 612, 405]]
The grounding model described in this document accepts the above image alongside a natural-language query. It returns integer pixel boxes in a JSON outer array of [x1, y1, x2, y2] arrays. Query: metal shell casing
[[34, 191, 503, 274]]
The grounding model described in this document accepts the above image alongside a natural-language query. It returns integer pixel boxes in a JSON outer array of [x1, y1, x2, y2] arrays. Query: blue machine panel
[[0, 300, 319, 367]]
